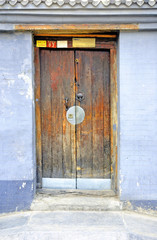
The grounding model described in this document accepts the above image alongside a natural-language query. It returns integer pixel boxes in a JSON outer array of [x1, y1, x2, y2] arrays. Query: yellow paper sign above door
[[36, 40, 47, 47], [72, 38, 96, 48]]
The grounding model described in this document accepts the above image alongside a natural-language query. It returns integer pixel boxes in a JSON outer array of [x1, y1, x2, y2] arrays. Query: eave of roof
[[0, 0, 156, 7]]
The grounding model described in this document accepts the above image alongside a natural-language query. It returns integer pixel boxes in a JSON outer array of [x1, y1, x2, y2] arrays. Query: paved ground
[[0, 211, 157, 240]]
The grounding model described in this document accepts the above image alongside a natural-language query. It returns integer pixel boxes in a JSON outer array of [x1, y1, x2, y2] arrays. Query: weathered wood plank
[[75, 50, 110, 179], [34, 47, 42, 187], [40, 49, 76, 178], [75, 51, 93, 178], [40, 50, 52, 178], [91, 51, 106, 178], [51, 50, 63, 178], [15, 24, 139, 32], [110, 48, 118, 192], [103, 52, 111, 179], [59, 50, 75, 178], [34, 34, 117, 38]]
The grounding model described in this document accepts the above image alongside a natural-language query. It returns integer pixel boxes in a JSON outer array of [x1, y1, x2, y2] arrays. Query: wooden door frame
[[34, 36, 118, 194]]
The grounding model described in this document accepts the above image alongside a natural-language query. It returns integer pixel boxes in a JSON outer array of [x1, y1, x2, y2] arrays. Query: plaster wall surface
[[0, 32, 35, 213], [1, 30, 157, 213], [119, 31, 157, 202]]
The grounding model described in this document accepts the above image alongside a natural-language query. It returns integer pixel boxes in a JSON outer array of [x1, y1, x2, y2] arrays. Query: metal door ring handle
[[76, 93, 85, 102]]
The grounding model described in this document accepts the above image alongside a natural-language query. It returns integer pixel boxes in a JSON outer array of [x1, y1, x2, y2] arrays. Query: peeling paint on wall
[[18, 72, 32, 99], [7, 79, 15, 87], [16, 149, 25, 163], [22, 182, 26, 188]]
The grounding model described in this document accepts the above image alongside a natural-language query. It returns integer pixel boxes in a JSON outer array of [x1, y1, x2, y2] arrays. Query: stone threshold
[[31, 188, 122, 211]]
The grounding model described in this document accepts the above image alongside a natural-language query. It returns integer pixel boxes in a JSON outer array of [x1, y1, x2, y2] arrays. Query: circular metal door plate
[[66, 106, 85, 125]]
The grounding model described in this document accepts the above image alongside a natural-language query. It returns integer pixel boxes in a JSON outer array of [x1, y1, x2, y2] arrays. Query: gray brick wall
[[119, 31, 157, 200]]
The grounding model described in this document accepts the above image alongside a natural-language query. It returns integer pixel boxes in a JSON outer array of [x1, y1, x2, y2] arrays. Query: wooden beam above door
[[15, 23, 139, 33], [34, 34, 117, 38]]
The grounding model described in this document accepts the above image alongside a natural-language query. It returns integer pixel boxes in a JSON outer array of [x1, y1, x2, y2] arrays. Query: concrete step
[[31, 189, 122, 211]]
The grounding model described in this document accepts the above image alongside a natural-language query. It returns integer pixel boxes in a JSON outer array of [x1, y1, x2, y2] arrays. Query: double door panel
[[40, 49, 110, 189]]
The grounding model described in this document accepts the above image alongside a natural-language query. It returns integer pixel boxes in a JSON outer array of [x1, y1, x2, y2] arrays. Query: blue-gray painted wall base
[[122, 201, 157, 212], [0, 180, 35, 213]]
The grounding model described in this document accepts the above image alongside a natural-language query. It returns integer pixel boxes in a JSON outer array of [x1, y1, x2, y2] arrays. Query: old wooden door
[[40, 49, 111, 190]]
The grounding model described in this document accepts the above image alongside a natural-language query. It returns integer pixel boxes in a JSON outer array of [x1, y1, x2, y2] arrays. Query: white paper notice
[[57, 41, 68, 48]]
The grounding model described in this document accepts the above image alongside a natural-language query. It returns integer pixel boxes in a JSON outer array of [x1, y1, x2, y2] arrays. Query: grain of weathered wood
[[40, 49, 76, 178], [35, 37, 117, 191], [75, 50, 110, 179], [15, 23, 139, 32], [50, 50, 63, 178], [92, 51, 106, 178], [57, 50, 75, 178], [110, 48, 118, 192], [92, 51, 104, 178], [34, 47, 42, 187], [103, 51, 111, 179], [35, 34, 117, 38], [75, 51, 93, 178], [40, 50, 52, 178]]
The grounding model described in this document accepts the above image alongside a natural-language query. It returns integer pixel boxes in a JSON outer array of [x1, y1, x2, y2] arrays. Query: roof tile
[[21, 0, 29, 5], [0, 0, 156, 7]]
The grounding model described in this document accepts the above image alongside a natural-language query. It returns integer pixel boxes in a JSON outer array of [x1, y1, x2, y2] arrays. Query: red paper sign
[[47, 41, 57, 48]]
